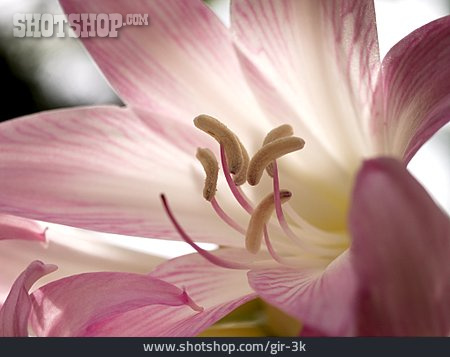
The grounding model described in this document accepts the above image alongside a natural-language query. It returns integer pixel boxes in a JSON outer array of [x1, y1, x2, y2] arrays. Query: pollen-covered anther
[[232, 138, 249, 186], [245, 190, 292, 254], [196, 148, 219, 201], [263, 124, 294, 177], [247, 136, 305, 186], [263, 124, 294, 146], [194, 115, 243, 175]]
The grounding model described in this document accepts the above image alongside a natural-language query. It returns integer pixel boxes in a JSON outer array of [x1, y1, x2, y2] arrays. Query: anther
[[232, 138, 249, 186], [245, 190, 292, 254], [263, 125, 294, 177], [247, 137, 305, 186], [196, 148, 219, 201], [263, 124, 294, 146], [194, 115, 242, 175]]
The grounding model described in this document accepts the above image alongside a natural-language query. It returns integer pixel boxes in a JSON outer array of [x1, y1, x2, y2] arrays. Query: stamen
[[221, 145, 254, 214], [194, 115, 242, 175], [272, 160, 310, 249], [263, 226, 300, 266], [247, 137, 305, 186], [196, 148, 219, 201], [263, 124, 294, 146], [160, 194, 251, 270], [272, 161, 344, 255], [263, 124, 294, 177], [232, 138, 249, 186], [211, 197, 246, 235], [246, 190, 291, 254]]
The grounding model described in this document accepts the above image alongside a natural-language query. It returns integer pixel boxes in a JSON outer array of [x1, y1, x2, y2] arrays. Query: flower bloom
[[0, 0, 449, 336]]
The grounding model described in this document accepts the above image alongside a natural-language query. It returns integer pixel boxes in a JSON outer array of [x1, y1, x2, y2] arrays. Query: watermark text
[[13, 13, 149, 38]]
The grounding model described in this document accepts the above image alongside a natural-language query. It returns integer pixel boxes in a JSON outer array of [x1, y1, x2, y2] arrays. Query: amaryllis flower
[[0, 0, 449, 336]]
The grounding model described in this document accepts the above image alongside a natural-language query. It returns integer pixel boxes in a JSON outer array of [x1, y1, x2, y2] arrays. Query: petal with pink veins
[[231, 0, 380, 230], [249, 157, 450, 336], [0, 214, 46, 242], [0, 106, 245, 247], [231, 0, 380, 167], [350, 157, 450, 336], [0, 224, 166, 303], [372, 16, 450, 162], [0, 260, 57, 336], [30, 271, 203, 336], [69, 249, 258, 336], [248, 251, 357, 336], [59, 0, 267, 138]]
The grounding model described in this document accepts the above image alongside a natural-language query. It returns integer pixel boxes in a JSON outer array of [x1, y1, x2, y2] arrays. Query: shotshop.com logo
[[13, 13, 149, 38]]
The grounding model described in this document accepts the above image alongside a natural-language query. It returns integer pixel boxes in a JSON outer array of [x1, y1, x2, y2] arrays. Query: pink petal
[[0, 214, 46, 242], [59, 0, 266, 136], [373, 16, 450, 162], [30, 271, 202, 336], [73, 249, 257, 336], [250, 157, 450, 336], [0, 224, 165, 303], [0, 261, 57, 336], [248, 252, 357, 336], [231, 0, 380, 230], [350, 157, 450, 336], [232, 0, 380, 164], [0, 106, 244, 246]]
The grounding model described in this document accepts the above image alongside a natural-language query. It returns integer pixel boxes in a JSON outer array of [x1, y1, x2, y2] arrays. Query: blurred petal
[[0, 106, 244, 246], [59, 0, 267, 137], [248, 252, 357, 336], [0, 261, 56, 336], [300, 325, 327, 337], [350, 157, 450, 336], [30, 271, 202, 336], [0, 214, 46, 242], [78, 249, 256, 336], [0, 224, 165, 303], [373, 16, 450, 162]]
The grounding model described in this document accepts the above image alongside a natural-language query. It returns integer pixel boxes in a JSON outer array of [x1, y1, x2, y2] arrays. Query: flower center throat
[[161, 115, 347, 269]]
